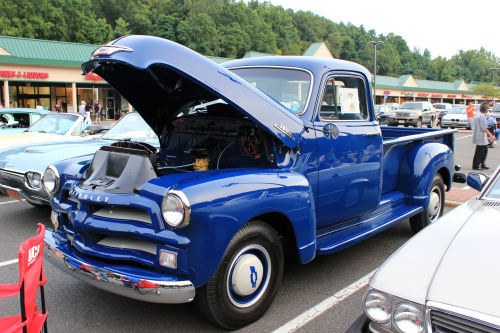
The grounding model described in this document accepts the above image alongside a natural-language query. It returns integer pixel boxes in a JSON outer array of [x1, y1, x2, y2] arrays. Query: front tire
[[410, 174, 445, 233], [415, 119, 422, 128], [195, 221, 284, 330]]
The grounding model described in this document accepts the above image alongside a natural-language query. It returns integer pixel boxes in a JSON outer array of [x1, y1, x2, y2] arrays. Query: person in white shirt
[[472, 102, 496, 170]]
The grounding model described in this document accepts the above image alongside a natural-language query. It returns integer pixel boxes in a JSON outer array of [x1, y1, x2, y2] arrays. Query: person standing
[[36, 102, 43, 110], [466, 102, 475, 129], [93, 100, 101, 124], [84, 101, 92, 124], [54, 100, 62, 112], [472, 102, 496, 170]]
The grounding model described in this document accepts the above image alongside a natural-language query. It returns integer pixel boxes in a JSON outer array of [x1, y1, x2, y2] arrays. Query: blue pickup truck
[[43, 35, 457, 329]]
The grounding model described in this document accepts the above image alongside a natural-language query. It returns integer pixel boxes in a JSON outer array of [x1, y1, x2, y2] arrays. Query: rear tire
[[195, 221, 284, 330], [410, 174, 445, 233]]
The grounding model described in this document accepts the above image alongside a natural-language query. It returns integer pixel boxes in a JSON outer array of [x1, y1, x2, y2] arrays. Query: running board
[[316, 204, 422, 255]]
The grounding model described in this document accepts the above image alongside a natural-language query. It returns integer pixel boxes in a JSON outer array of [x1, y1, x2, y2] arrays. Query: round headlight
[[42, 166, 60, 195], [393, 303, 424, 333], [363, 290, 391, 323], [161, 190, 191, 228], [26, 172, 42, 189]]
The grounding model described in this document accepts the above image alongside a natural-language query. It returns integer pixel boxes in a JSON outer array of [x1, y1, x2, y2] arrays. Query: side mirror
[[467, 172, 489, 192]]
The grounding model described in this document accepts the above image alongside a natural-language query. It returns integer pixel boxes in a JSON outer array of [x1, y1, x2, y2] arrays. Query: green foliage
[[0, 0, 498, 84], [471, 83, 500, 99]]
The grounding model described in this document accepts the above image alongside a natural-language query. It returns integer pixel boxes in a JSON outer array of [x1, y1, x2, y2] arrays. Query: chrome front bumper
[[44, 229, 195, 304]]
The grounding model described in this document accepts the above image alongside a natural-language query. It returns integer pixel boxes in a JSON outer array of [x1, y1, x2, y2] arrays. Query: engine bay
[[81, 100, 279, 193]]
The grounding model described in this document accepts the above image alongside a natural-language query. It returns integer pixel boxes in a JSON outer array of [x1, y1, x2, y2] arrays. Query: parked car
[[0, 108, 50, 135], [374, 105, 391, 124], [43, 35, 456, 330], [0, 112, 102, 151], [440, 106, 469, 129], [388, 101, 436, 127], [433, 103, 452, 126], [348, 165, 500, 333], [0, 112, 156, 206], [491, 103, 500, 124], [383, 103, 399, 111]]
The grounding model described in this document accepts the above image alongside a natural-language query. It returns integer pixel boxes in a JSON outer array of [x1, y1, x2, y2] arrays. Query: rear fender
[[398, 142, 454, 207]]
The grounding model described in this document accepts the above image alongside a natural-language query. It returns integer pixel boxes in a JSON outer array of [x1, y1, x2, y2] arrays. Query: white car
[[0, 112, 103, 151], [348, 166, 500, 333], [440, 106, 469, 129]]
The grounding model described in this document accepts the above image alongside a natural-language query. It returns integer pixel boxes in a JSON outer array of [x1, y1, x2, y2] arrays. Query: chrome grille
[[430, 310, 500, 332], [482, 201, 500, 207]]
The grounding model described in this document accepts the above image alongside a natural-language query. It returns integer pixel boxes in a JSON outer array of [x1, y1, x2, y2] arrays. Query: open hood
[[82, 35, 304, 148]]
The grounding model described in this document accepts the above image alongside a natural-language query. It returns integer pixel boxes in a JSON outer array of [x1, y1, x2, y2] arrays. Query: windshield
[[448, 107, 466, 114], [102, 113, 159, 146], [493, 104, 500, 112], [434, 105, 447, 109], [484, 170, 500, 200], [399, 102, 423, 110], [229, 67, 311, 114], [27, 114, 79, 134]]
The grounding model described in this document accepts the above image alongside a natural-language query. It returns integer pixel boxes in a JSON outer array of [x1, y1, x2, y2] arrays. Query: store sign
[[447, 95, 457, 98], [85, 73, 104, 82], [462, 94, 472, 98], [384, 91, 391, 94], [0, 70, 49, 79], [418, 93, 429, 97], [431, 94, 443, 97]]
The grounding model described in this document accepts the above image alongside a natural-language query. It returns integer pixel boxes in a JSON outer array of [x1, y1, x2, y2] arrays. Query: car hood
[[426, 202, 500, 317], [395, 108, 421, 113], [443, 113, 467, 120], [81, 35, 304, 148], [0, 139, 110, 173], [370, 199, 500, 317], [0, 132, 87, 151]]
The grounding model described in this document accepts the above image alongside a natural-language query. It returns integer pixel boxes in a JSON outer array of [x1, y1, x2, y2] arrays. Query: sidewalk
[[445, 187, 478, 207]]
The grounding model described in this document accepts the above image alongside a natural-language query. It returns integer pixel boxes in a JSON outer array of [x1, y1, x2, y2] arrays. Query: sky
[[259, 0, 499, 59]]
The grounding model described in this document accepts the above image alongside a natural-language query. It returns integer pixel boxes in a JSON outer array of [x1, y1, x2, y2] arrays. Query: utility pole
[[367, 41, 383, 104]]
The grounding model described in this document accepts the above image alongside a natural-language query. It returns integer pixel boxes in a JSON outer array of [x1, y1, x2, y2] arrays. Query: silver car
[[388, 101, 436, 128], [348, 165, 500, 333]]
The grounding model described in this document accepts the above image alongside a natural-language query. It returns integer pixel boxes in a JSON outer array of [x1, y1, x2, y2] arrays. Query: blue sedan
[[0, 112, 158, 206]]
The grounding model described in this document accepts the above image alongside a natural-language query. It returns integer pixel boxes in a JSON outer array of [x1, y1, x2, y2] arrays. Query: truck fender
[[159, 169, 317, 286], [397, 142, 454, 207]]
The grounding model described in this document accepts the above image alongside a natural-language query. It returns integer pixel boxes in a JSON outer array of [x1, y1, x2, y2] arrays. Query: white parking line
[[0, 259, 18, 267], [456, 134, 471, 140], [273, 269, 376, 333], [0, 199, 25, 205]]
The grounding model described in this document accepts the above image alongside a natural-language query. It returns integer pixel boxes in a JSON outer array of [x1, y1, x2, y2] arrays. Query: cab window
[[319, 76, 368, 121]]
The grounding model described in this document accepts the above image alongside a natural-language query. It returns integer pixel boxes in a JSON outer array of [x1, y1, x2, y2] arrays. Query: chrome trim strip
[[44, 233, 195, 304], [426, 301, 500, 332]]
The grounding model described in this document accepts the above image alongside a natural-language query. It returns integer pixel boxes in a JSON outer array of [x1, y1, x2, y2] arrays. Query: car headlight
[[393, 303, 424, 333], [390, 112, 396, 117], [161, 190, 191, 228], [26, 171, 42, 189], [42, 165, 60, 196], [363, 290, 392, 323]]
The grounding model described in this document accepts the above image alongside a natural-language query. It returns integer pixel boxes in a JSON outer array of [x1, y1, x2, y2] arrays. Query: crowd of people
[[78, 100, 101, 124]]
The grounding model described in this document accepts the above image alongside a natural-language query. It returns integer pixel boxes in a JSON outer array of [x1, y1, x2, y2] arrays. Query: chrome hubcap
[[428, 186, 442, 222]]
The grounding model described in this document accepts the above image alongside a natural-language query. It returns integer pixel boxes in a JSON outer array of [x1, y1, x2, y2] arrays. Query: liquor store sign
[[0, 70, 49, 79]]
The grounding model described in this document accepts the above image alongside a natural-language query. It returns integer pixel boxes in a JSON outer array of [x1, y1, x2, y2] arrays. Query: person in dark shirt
[[93, 100, 101, 124]]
